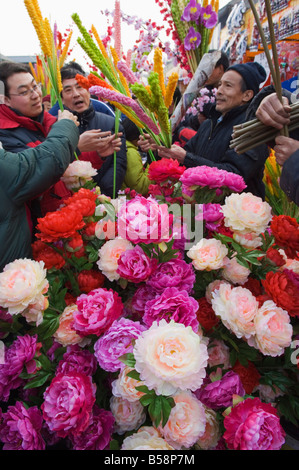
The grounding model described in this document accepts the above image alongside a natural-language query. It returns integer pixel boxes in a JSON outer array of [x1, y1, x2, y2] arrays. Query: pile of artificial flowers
[[0, 158, 298, 451]]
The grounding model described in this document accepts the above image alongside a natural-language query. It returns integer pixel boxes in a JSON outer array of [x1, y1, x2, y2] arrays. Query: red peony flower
[[266, 246, 286, 267], [270, 215, 299, 259], [82, 221, 98, 240], [148, 158, 186, 183], [77, 270, 105, 293], [196, 297, 219, 332], [65, 233, 85, 258], [65, 188, 98, 204], [31, 240, 65, 270], [66, 199, 96, 218], [262, 270, 299, 317], [232, 360, 261, 395], [242, 277, 263, 297], [36, 206, 85, 243]]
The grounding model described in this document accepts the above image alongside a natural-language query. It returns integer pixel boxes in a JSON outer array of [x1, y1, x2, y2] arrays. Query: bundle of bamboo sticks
[[230, 0, 298, 154]]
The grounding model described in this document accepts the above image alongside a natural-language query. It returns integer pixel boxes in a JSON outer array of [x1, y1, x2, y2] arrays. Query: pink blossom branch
[[113, 0, 122, 58], [117, 60, 139, 85], [89, 86, 160, 135]]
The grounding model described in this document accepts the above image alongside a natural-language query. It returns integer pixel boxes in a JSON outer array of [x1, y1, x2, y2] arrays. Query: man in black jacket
[[157, 62, 269, 199], [60, 65, 127, 198]]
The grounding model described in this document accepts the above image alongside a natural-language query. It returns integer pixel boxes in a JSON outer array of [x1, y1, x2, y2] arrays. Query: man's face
[[61, 77, 90, 113], [215, 70, 253, 116], [5, 72, 43, 117]]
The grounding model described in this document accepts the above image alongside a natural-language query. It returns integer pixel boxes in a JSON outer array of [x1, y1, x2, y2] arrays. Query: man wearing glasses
[[0, 61, 72, 232]]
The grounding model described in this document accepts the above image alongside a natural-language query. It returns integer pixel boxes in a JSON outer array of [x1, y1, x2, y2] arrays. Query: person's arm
[[1, 115, 79, 205]]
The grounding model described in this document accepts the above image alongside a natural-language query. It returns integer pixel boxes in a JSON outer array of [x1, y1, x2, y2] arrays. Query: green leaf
[[118, 353, 136, 368], [126, 370, 141, 381], [24, 371, 53, 389], [161, 396, 175, 427], [148, 396, 163, 428], [139, 394, 155, 407]]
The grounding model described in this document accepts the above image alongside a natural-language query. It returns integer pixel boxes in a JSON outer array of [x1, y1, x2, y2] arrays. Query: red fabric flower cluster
[[270, 215, 299, 259]]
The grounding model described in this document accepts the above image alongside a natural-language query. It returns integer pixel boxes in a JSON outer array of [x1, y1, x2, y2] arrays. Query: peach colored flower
[[22, 294, 49, 326], [233, 231, 263, 249], [250, 300, 293, 357], [111, 366, 146, 402], [158, 390, 206, 449], [222, 255, 251, 285], [208, 339, 231, 369], [121, 428, 174, 450], [61, 161, 97, 190], [211, 284, 259, 340], [133, 320, 208, 396], [222, 192, 272, 235], [0, 259, 48, 316], [205, 280, 228, 304], [96, 238, 134, 281], [187, 238, 228, 271], [110, 396, 146, 435], [196, 407, 221, 450], [53, 304, 84, 347]]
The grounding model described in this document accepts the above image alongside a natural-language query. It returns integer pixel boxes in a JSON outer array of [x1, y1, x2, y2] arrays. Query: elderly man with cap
[[156, 61, 269, 198]]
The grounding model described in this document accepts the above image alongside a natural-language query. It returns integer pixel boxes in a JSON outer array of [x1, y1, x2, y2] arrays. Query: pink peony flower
[[130, 285, 157, 318], [223, 397, 285, 450], [117, 195, 173, 244], [196, 370, 245, 410], [0, 401, 45, 450], [56, 345, 98, 376], [73, 287, 123, 337], [147, 258, 195, 294], [94, 317, 146, 372], [41, 372, 96, 438], [222, 255, 251, 285], [0, 334, 40, 401], [70, 406, 115, 450], [207, 339, 231, 369], [133, 320, 208, 396], [195, 203, 224, 231], [110, 396, 146, 435], [143, 286, 199, 332], [180, 165, 246, 192], [187, 238, 228, 271], [97, 238, 134, 282], [117, 245, 158, 283], [158, 391, 207, 449]]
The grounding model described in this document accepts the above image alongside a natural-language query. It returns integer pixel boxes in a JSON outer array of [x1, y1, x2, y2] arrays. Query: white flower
[[61, 161, 97, 190]]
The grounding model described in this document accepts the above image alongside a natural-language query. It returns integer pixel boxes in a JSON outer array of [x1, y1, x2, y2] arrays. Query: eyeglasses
[[9, 83, 42, 97]]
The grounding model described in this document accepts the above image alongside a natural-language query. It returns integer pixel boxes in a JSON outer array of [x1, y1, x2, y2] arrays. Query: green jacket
[[121, 141, 151, 196], [0, 119, 79, 271]]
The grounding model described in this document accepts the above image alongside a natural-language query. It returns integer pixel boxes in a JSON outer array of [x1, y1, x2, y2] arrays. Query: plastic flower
[[36, 206, 85, 243], [196, 370, 245, 410], [143, 286, 200, 332], [158, 390, 206, 449], [147, 258, 195, 294], [97, 238, 134, 282], [222, 255, 251, 285], [211, 283, 259, 340], [133, 320, 208, 396], [117, 245, 158, 283], [148, 158, 186, 183], [61, 160, 97, 190], [200, 5, 218, 28], [0, 402, 45, 450], [56, 345, 98, 377], [223, 397, 285, 450], [111, 366, 146, 402], [110, 396, 146, 435], [70, 406, 114, 450], [94, 317, 146, 372], [196, 407, 221, 450], [181, 0, 201, 22], [53, 304, 84, 347], [41, 372, 96, 438], [73, 287, 123, 337], [262, 270, 299, 318], [0, 258, 48, 316], [121, 428, 174, 450], [187, 238, 228, 271], [184, 26, 201, 51]]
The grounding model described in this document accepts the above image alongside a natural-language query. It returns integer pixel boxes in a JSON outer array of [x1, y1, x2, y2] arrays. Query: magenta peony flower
[[41, 371, 96, 438], [117, 245, 158, 283], [196, 371, 245, 409], [223, 397, 286, 450], [0, 401, 45, 450], [143, 287, 199, 332], [130, 285, 157, 318], [147, 259, 195, 294], [195, 204, 224, 231], [56, 345, 98, 376], [70, 406, 115, 450], [0, 334, 40, 401], [94, 317, 146, 372], [73, 288, 123, 337], [117, 195, 173, 245], [180, 166, 246, 193]]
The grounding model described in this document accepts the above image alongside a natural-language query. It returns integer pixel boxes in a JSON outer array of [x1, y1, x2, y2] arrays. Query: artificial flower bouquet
[[0, 159, 298, 451]]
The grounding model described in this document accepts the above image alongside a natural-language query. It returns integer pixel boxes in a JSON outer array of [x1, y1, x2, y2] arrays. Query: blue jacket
[[183, 104, 269, 199]]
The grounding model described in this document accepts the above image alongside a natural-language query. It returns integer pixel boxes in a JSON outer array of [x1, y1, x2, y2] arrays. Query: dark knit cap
[[227, 62, 267, 95]]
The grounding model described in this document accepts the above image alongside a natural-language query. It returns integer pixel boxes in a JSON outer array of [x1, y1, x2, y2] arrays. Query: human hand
[[274, 136, 299, 166], [137, 134, 159, 152], [78, 129, 117, 154], [157, 143, 187, 163], [57, 109, 79, 126], [256, 93, 291, 129]]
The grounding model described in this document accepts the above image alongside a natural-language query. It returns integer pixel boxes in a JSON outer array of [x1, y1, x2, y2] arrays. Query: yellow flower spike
[[203, 0, 209, 8], [31, 0, 43, 22], [110, 46, 131, 96], [24, 0, 50, 57], [43, 18, 54, 58], [29, 62, 38, 83], [91, 25, 109, 60], [56, 60, 63, 93], [59, 30, 73, 67], [164, 72, 179, 109], [153, 48, 166, 98]]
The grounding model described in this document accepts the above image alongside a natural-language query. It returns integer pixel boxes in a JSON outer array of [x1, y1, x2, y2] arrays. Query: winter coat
[[0, 119, 79, 272], [183, 104, 270, 199], [121, 141, 151, 196], [0, 105, 73, 224], [71, 104, 127, 198]]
